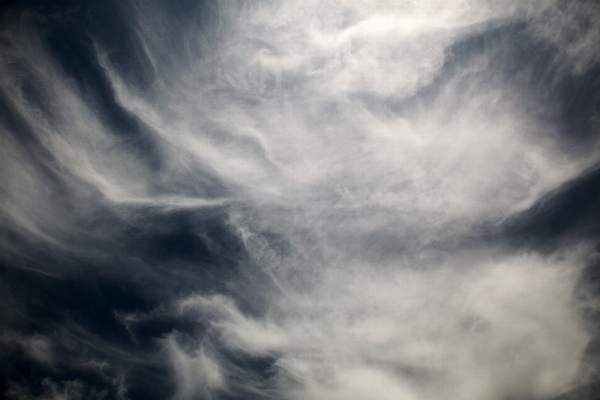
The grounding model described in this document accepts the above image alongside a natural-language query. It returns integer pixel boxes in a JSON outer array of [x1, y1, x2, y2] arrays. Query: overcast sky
[[1, 1, 600, 399]]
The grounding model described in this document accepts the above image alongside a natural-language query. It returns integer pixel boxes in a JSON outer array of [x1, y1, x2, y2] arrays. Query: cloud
[[103, 0, 599, 225], [1, 0, 600, 399], [5, 378, 111, 400], [0, 333, 54, 366], [164, 334, 225, 400], [153, 249, 591, 400]]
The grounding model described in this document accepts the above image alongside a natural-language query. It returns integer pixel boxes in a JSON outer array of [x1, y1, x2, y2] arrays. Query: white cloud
[[2, 0, 600, 398], [163, 333, 225, 400], [170, 250, 591, 399]]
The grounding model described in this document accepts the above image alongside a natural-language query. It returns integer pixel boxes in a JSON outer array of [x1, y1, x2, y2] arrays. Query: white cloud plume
[[104, 0, 598, 221], [164, 334, 225, 400], [170, 249, 591, 399]]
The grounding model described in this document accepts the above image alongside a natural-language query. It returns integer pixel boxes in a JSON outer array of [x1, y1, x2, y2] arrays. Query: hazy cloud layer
[[1, 0, 600, 399]]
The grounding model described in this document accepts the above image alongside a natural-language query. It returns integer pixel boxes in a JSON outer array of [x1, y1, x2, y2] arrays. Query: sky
[[1, 0, 600, 399]]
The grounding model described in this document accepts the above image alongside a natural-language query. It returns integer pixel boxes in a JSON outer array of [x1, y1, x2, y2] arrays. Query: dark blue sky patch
[[500, 163, 600, 250]]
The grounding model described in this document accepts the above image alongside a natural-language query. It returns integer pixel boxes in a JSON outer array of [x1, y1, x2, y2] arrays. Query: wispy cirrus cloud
[[1, 0, 600, 399]]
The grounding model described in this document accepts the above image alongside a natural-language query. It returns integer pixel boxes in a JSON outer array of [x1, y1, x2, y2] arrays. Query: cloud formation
[[1, 0, 600, 399]]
